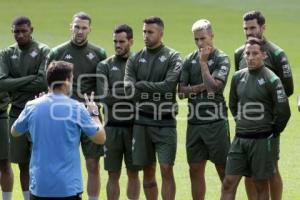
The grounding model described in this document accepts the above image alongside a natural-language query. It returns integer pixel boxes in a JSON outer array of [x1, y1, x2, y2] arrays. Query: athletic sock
[[23, 191, 30, 200], [2, 192, 12, 200], [88, 196, 98, 200]]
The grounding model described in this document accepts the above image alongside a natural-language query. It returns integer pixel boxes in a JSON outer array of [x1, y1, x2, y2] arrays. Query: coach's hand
[[84, 92, 99, 116]]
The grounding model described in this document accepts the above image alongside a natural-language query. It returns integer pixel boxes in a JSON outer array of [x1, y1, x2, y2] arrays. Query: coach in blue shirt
[[11, 61, 106, 200]]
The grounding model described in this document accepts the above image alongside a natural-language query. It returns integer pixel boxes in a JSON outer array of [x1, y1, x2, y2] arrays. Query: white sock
[[2, 192, 12, 200], [88, 196, 98, 200], [23, 191, 30, 200]]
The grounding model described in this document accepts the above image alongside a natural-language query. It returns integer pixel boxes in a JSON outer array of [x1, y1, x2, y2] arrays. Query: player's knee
[[143, 165, 156, 181], [86, 159, 99, 173], [0, 160, 12, 174], [160, 164, 174, 179], [222, 177, 236, 192]]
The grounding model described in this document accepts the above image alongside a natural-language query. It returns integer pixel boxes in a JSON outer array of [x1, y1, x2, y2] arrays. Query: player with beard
[[46, 12, 107, 200], [234, 11, 293, 200]]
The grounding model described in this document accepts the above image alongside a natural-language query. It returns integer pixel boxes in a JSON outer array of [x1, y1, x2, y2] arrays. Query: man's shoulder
[[214, 48, 229, 61], [264, 40, 284, 57], [32, 40, 50, 50], [1, 43, 18, 54], [51, 41, 71, 53], [234, 45, 245, 56], [262, 66, 280, 83], [87, 42, 106, 56], [184, 50, 198, 62]]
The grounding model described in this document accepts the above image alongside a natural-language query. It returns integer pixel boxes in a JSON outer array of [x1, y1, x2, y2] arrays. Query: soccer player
[[178, 19, 230, 200], [124, 16, 182, 200], [0, 16, 50, 200], [46, 12, 107, 200], [11, 60, 106, 200], [221, 38, 291, 200], [0, 92, 13, 200], [97, 24, 141, 200], [234, 10, 293, 200]]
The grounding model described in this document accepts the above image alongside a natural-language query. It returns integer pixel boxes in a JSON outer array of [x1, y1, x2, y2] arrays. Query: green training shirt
[[180, 48, 230, 124], [47, 41, 107, 101], [0, 40, 50, 117], [124, 44, 182, 127], [0, 92, 9, 118], [229, 66, 290, 135], [97, 54, 133, 125], [234, 39, 293, 97]]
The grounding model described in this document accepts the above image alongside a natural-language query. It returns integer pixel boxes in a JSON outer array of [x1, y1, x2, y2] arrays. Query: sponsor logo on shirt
[[159, 55, 167, 63], [281, 57, 287, 62], [276, 89, 286, 102], [173, 61, 182, 72], [111, 66, 119, 71], [282, 64, 292, 78], [86, 52, 95, 60], [30, 50, 38, 58], [64, 54, 72, 60], [139, 58, 147, 63], [258, 78, 265, 85], [11, 54, 18, 59], [218, 65, 229, 77]]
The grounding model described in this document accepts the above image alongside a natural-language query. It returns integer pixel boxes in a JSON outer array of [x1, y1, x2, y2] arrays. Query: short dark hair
[[114, 24, 133, 39], [73, 12, 91, 24], [245, 37, 265, 52], [143, 16, 164, 29], [12, 16, 31, 27], [243, 11, 265, 26], [47, 61, 73, 89]]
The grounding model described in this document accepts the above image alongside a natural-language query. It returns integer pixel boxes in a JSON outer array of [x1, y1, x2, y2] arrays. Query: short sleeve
[[13, 105, 29, 134], [77, 103, 100, 137]]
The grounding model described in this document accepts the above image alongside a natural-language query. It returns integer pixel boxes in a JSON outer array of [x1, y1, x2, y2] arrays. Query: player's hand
[[84, 92, 98, 115], [200, 45, 212, 62]]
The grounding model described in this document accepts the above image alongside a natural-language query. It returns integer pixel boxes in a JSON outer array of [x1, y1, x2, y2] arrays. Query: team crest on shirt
[[258, 78, 265, 85], [240, 77, 246, 83], [64, 54, 72, 60], [30, 50, 38, 58], [159, 55, 167, 63], [139, 58, 147, 63], [11, 54, 18, 59], [86, 52, 95, 60], [111, 66, 119, 71], [207, 59, 214, 66], [191, 59, 197, 64]]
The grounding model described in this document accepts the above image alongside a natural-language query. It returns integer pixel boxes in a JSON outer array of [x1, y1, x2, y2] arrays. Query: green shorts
[[81, 133, 103, 159], [9, 117, 31, 164], [225, 137, 276, 180], [272, 136, 280, 160], [104, 126, 141, 172], [186, 120, 230, 165], [0, 118, 9, 160], [132, 125, 177, 167]]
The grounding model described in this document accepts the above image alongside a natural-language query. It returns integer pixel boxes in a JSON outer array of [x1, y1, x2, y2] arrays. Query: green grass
[[1, 0, 300, 199]]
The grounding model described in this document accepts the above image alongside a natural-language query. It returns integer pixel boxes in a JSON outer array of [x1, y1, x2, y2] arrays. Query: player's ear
[[129, 38, 133, 46]]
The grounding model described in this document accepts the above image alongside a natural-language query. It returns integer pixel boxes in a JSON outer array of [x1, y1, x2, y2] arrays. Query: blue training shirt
[[13, 93, 99, 197]]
